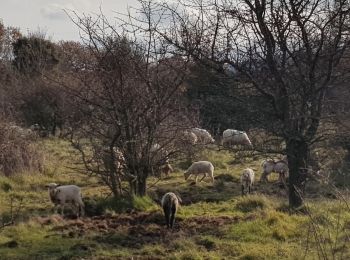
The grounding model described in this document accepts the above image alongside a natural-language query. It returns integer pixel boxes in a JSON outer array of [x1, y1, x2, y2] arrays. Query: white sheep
[[161, 192, 182, 229], [223, 62, 238, 77], [191, 128, 215, 144], [222, 129, 252, 148], [260, 158, 289, 183], [241, 168, 255, 195], [181, 130, 198, 145], [46, 183, 85, 217], [184, 161, 215, 183]]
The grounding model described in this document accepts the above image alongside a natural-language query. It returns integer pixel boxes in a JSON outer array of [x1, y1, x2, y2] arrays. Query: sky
[[0, 0, 139, 42]]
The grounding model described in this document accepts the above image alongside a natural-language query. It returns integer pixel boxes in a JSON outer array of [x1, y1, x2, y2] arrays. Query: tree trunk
[[286, 138, 309, 208], [137, 173, 147, 196], [129, 168, 147, 196]]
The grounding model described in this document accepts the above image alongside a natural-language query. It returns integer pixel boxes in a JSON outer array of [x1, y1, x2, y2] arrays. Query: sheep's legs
[[77, 197, 85, 217], [260, 172, 269, 183], [53, 205, 59, 214], [241, 185, 245, 196], [59, 204, 65, 216], [170, 207, 176, 229], [163, 206, 171, 228], [199, 174, 206, 182]]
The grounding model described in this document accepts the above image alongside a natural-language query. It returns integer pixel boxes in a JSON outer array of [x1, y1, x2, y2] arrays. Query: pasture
[[0, 139, 349, 259]]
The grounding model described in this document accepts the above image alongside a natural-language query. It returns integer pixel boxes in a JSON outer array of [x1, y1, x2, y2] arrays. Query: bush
[[0, 120, 44, 176]]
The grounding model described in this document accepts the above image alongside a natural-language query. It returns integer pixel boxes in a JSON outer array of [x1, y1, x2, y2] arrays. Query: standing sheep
[[161, 192, 181, 229], [222, 129, 252, 148], [181, 130, 198, 146], [191, 128, 215, 144], [241, 168, 255, 195], [160, 162, 174, 178], [184, 161, 215, 183], [46, 183, 85, 217], [260, 158, 289, 183]]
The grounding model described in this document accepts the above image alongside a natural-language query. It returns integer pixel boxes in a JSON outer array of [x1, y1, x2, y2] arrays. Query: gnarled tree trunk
[[286, 138, 309, 208]]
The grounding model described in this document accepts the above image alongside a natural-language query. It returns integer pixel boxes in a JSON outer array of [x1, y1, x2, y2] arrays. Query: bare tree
[[132, 0, 350, 207], [63, 13, 195, 197]]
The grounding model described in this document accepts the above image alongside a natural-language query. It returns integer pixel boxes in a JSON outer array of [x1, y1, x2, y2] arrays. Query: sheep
[[223, 62, 238, 77], [184, 161, 215, 183], [46, 183, 85, 217], [260, 158, 289, 184], [191, 128, 215, 144], [222, 129, 252, 148], [181, 130, 198, 146], [102, 147, 126, 172], [241, 168, 255, 195], [160, 162, 174, 178], [150, 143, 172, 178], [161, 192, 181, 229]]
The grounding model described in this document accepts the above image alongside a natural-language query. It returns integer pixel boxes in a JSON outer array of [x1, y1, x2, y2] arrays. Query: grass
[[0, 138, 349, 259]]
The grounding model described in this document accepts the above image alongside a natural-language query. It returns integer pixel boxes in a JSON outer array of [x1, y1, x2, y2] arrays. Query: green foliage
[[132, 195, 158, 211], [0, 182, 12, 192], [12, 35, 60, 74], [84, 195, 158, 215], [20, 87, 64, 135]]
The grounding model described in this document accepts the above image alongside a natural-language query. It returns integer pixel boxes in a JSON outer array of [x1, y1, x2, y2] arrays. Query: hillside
[[0, 139, 349, 259]]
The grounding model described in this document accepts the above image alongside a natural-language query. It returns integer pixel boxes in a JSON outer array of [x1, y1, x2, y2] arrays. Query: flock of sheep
[[45, 128, 290, 229]]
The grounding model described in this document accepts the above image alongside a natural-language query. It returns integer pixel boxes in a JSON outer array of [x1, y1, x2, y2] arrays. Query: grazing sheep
[[161, 192, 181, 228], [150, 143, 172, 178], [181, 130, 198, 146], [46, 183, 85, 217], [260, 158, 289, 183], [191, 128, 215, 144], [160, 162, 174, 178], [222, 129, 252, 148], [241, 168, 255, 195], [184, 161, 215, 183]]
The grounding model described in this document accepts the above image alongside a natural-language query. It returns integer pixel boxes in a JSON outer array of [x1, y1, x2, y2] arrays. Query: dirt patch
[[215, 173, 238, 183], [49, 212, 241, 249]]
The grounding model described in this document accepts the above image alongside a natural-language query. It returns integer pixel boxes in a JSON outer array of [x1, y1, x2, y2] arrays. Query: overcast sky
[[0, 0, 139, 42]]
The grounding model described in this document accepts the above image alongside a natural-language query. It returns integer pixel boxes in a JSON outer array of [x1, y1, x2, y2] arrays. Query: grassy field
[[0, 139, 349, 259]]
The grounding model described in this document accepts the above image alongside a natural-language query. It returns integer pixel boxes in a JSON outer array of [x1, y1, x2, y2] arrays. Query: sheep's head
[[45, 183, 60, 204], [45, 183, 59, 190], [176, 194, 183, 204], [245, 138, 253, 147]]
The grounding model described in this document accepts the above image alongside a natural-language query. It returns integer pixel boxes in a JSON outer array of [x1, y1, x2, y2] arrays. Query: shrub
[[0, 120, 44, 176]]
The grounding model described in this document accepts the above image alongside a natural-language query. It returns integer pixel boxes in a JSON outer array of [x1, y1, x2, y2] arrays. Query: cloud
[[40, 3, 75, 20]]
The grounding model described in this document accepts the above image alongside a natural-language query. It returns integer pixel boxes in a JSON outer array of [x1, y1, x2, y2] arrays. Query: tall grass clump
[[302, 194, 350, 259], [235, 195, 271, 213], [84, 195, 157, 216], [0, 120, 44, 176]]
